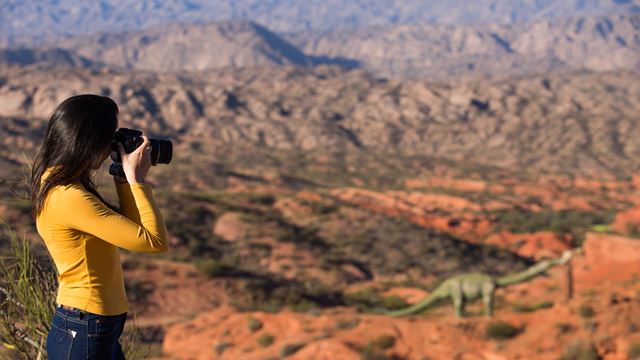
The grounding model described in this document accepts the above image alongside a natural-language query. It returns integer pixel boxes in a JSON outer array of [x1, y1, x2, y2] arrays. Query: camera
[[109, 128, 173, 178]]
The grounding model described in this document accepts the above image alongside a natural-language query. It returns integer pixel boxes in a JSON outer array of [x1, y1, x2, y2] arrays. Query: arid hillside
[[1, 64, 639, 179]]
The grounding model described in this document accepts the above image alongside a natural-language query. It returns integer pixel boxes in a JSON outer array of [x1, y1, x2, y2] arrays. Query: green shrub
[[512, 300, 554, 313], [591, 224, 609, 233], [0, 222, 57, 357], [491, 209, 615, 245], [485, 321, 519, 340], [195, 256, 240, 278], [554, 322, 575, 334], [122, 257, 144, 270], [578, 304, 595, 319], [335, 318, 360, 330], [124, 278, 154, 302], [257, 333, 275, 347], [247, 193, 277, 205], [214, 341, 232, 355], [382, 295, 408, 310], [359, 335, 396, 360], [371, 334, 396, 349], [558, 339, 600, 360], [359, 346, 387, 360], [280, 343, 306, 357], [247, 317, 263, 332], [628, 342, 640, 360], [344, 288, 391, 311]]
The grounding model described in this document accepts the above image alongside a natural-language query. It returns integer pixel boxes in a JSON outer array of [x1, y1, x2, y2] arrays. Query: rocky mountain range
[[289, 13, 640, 79], [1, 64, 639, 179], [1, 13, 635, 80], [49, 20, 358, 73], [1, 0, 639, 47]]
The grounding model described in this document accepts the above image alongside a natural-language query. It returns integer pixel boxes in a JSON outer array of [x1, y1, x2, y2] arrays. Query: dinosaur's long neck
[[496, 258, 564, 288], [385, 287, 447, 317]]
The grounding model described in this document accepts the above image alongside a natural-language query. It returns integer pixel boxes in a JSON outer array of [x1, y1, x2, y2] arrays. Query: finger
[[140, 136, 150, 147], [117, 142, 125, 157]]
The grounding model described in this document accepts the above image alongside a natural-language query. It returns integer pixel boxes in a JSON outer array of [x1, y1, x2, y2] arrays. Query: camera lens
[[150, 138, 173, 165]]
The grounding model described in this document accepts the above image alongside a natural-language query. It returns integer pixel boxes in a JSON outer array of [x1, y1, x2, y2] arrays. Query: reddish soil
[[156, 232, 640, 360]]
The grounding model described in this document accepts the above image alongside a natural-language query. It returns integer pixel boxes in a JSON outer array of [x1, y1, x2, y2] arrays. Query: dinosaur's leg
[[450, 281, 464, 318], [482, 281, 496, 317]]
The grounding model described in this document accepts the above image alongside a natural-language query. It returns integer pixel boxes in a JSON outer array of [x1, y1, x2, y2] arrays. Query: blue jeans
[[46, 304, 127, 360]]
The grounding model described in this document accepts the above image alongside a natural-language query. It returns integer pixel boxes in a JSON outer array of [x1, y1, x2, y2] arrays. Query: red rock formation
[[485, 231, 572, 260]]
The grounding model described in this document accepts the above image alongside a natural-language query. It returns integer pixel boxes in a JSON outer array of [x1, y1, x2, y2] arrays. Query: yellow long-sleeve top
[[35, 166, 169, 315]]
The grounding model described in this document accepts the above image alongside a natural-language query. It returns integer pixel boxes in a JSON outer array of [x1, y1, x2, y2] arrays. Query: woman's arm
[[53, 183, 169, 253], [114, 178, 142, 225]]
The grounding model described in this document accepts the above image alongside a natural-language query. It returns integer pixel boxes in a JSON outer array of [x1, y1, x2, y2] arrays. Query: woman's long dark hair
[[30, 94, 120, 218]]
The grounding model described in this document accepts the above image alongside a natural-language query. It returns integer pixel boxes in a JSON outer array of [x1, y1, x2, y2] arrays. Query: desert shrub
[[371, 334, 396, 349], [288, 299, 318, 313], [591, 224, 609, 233], [257, 333, 275, 347], [328, 214, 530, 279], [124, 278, 154, 302], [343, 288, 407, 312], [120, 313, 151, 360], [511, 300, 553, 313], [485, 321, 519, 340], [554, 322, 575, 334], [382, 295, 409, 310], [492, 209, 615, 245], [578, 304, 595, 319], [230, 275, 344, 313], [280, 342, 306, 357], [162, 268, 178, 276], [247, 317, 263, 332], [558, 339, 600, 360], [195, 256, 241, 278], [628, 342, 640, 360], [359, 347, 387, 360], [359, 334, 396, 360], [122, 257, 144, 270], [298, 199, 339, 215], [335, 318, 360, 330], [0, 221, 57, 358], [214, 341, 232, 355], [626, 224, 640, 238], [246, 193, 277, 206]]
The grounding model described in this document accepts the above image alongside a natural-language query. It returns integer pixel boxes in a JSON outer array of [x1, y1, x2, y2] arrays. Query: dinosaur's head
[[559, 249, 573, 264]]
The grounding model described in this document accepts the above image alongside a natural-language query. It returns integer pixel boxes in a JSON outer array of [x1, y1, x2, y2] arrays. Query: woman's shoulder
[[47, 183, 92, 203]]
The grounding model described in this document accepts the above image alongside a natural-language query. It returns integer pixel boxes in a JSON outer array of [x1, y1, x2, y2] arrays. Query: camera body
[[109, 128, 173, 178]]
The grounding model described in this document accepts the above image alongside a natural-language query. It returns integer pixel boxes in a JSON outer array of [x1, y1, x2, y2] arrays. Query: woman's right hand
[[116, 136, 152, 184]]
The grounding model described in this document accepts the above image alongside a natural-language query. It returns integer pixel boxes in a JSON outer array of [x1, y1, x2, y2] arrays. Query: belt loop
[[63, 307, 68, 329]]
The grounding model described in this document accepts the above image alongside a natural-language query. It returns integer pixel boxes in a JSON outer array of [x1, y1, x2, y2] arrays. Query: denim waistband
[[55, 303, 88, 320], [55, 303, 127, 319]]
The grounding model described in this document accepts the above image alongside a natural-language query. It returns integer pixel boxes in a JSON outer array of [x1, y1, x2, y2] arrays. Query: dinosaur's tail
[[384, 291, 444, 317]]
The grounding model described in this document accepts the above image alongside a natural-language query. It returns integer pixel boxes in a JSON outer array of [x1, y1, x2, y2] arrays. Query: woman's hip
[[47, 304, 127, 359]]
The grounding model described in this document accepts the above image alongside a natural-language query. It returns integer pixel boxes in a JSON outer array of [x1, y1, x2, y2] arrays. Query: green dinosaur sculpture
[[386, 250, 573, 318]]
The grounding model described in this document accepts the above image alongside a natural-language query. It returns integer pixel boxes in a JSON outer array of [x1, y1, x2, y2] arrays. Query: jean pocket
[[89, 316, 119, 338], [47, 324, 75, 360]]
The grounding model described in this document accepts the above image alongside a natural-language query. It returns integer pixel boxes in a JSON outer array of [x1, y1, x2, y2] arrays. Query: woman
[[30, 94, 169, 359]]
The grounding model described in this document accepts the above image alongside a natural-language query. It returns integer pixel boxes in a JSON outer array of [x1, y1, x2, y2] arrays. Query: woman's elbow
[[148, 239, 169, 253], [155, 243, 169, 253], [138, 234, 169, 253]]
